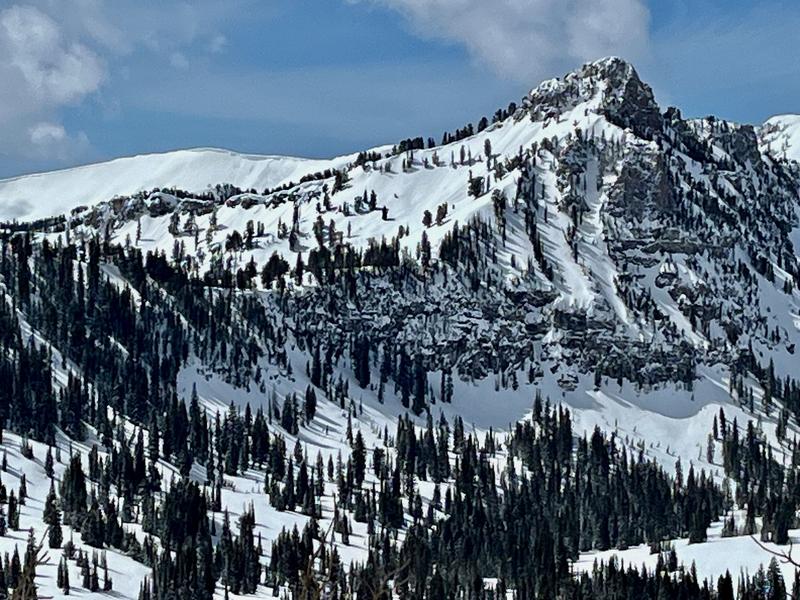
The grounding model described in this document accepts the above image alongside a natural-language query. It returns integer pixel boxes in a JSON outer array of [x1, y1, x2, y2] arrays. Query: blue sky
[[0, 0, 798, 178]]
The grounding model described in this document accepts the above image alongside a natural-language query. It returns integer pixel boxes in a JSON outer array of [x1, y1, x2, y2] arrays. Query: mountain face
[[1, 58, 800, 599], [23, 57, 800, 389]]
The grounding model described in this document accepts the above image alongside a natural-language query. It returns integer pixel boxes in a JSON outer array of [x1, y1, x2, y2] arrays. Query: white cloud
[[366, 0, 650, 84], [0, 1, 242, 168], [27, 122, 90, 160], [1, 5, 104, 104], [170, 52, 190, 70], [209, 34, 228, 54], [0, 5, 103, 162], [28, 122, 67, 146]]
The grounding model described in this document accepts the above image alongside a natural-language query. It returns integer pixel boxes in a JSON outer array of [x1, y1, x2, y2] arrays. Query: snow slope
[[0, 431, 152, 600], [0, 147, 355, 222], [576, 518, 800, 587], [761, 114, 800, 163]]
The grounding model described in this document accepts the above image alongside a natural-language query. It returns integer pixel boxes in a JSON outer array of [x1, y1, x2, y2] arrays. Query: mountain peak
[[525, 57, 661, 139], [588, 55, 637, 75]]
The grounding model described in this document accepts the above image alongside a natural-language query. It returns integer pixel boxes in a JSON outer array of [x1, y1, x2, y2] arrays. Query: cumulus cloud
[[0, 5, 101, 162], [28, 122, 68, 146], [0, 1, 240, 169], [367, 0, 650, 84], [209, 34, 228, 54], [1, 5, 104, 104], [170, 52, 190, 70], [28, 122, 90, 160]]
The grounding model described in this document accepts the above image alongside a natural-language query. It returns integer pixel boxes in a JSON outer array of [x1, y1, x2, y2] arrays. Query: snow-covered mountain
[[1, 57, 800, 599], [0, 147, 357, 222], [41, 57, 800, 384]]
